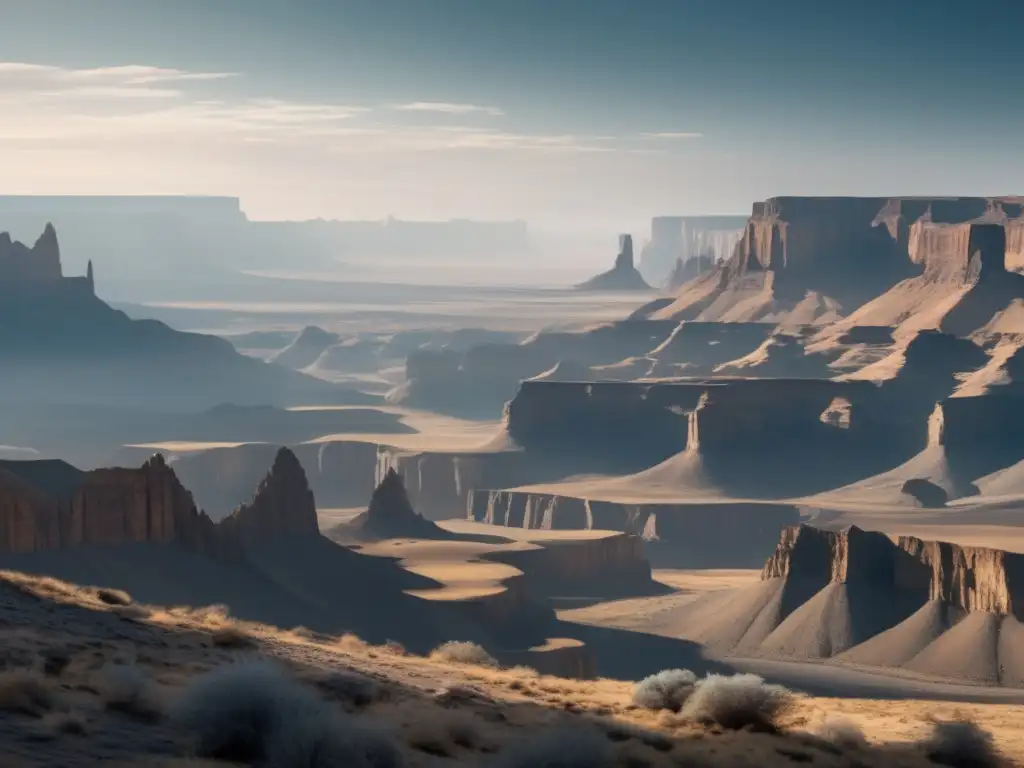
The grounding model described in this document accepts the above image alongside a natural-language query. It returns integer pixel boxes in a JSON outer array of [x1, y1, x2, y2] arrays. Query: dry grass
[[402, 704, 486, 756], [41, 710, 89, 736]]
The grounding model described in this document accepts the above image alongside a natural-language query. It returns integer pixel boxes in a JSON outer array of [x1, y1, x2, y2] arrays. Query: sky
[[0, 0, 1022, 229]]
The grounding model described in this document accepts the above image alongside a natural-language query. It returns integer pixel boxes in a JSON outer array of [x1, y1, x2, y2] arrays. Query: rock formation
[[764, 524, 1024, 620], [639, 197, 1024, 325], [344, 468, 445, 540], [0, 224, 366, 411], [0, 223, 63, 282], [219, 447, 321, 545], [576, 235, 652, 291], [0, 448, 323, 559]]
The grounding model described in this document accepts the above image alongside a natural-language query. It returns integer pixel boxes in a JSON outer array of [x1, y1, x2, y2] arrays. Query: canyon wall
[[763, 524, 1024, 618], [0, 448, 319, 560], [647, 196, 1024, 323], [639, 215, 747, 286], [469, 489, 799, 568]]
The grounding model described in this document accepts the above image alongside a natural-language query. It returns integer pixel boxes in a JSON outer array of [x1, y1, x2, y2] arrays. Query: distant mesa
[[269, 325, 341, 370], [0, 223, 372, 410], [576, 235, 652, 291]]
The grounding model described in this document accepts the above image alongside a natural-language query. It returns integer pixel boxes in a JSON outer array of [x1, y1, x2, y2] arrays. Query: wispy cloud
[[641, 131, 704, 140], [391, 101, 504, 117]]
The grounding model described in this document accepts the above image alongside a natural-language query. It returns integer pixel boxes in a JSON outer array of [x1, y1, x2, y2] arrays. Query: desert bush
[[499, 725, 612, 768], [98, 663, 163, 722], [174, 659, 401, 767], [337, 633, 369, 653], [0, 670, 54, 717], [680, 673, 794, 731], [429, 641, 498, 668], [93, 587, 133, 606], [211, 625, 256, 649], [919, 720, 1004, 768], [816, 717, 868, 750], [112, 603, 153, 621], [631, 668, 697, 712], [382, 640, 407, 656], [173, 661, 323, 762]]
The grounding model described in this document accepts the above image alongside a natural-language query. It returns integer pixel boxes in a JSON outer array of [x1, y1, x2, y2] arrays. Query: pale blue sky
[[0, 0, 1020, 228]]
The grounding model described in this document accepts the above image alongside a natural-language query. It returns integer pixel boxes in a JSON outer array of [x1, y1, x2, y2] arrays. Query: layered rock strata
[[764, 524, 1024, 619]]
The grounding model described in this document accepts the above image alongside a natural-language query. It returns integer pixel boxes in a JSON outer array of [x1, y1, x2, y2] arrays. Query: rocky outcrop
[[576, 235, 652, 291], [219, 448, 320, 545], [0, 454, 233, 558], [0, 448, 321, 559], [0, 223, 62, 282], [345, 469, 444, 540], [763, 524, 1024, 619]]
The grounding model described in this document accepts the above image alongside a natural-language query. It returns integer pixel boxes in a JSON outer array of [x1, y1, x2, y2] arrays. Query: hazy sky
[[1, 0, 1021, 228]]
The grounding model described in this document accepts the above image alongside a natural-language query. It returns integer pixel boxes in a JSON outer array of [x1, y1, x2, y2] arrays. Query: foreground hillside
[[0, 568, 1019, 767]]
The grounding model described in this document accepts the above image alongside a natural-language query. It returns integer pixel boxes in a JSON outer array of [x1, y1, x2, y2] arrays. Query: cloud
[[391, 101, 504, 117], [640, 131, 704, 139]]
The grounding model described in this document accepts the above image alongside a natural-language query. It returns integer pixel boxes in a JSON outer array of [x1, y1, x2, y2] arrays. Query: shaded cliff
[[639, 215, 746, 286], [661, 523, 1024, 684], [576, 235, 651, 291]]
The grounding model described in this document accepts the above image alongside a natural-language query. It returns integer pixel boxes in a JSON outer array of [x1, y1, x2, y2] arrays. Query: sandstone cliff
[[639, 215, 746, 286], [644, 197, 1024, 326], [0, 448, 322, 559], [762, 524, 1024, 619]]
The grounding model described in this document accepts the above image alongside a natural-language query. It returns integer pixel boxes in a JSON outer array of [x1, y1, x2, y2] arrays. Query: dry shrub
[[92, 587, 133, 606], [919, 720, 1005, 768], [430, 641, 498, 668], [337, 633, 369, 653], [172, 660, 402, 768], [816, 717, 868, 750], [211, 625, 256, 649], [631, 669, 697, 712], [382, 640, 407, 656], [98, 664, 163, 722], [0, 670, 54, 717], [680, 673, 794, 732]]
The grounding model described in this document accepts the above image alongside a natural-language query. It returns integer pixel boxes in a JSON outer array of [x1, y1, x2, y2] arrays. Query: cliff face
[[469, 488, 799, 568], [763, 524, 1024, 618], [646, 196, 1024, 324], [0, 448, 319, 559]]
